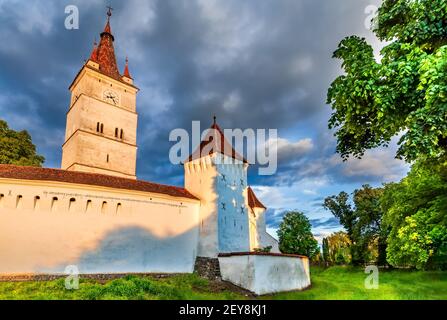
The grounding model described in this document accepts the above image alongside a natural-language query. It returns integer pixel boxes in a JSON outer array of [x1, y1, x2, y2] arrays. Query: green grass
[[0, 274, 243, 300], [0, 267, 446, 300], [267, 266, 447, 300]]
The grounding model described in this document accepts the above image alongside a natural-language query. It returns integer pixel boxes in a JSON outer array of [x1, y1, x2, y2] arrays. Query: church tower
[[61, 9, 139, 179]]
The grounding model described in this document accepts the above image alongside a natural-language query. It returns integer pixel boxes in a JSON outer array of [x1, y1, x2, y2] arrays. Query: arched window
[[69, 198, 76, 212], [120, 129, 124, 140], [115, 128, 118, 138], [100, 123, 104, 134], [96, 122, 100, 132], [106, 154, 109, 163], [101, 201, 108, 214], [51, 197, 58, 212], [86, 200, 92, 213], [34, 196, 40, 210], [16, 195, 23, 209]]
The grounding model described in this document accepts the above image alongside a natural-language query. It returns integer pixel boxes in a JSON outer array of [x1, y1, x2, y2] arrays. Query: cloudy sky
[[0, 0, 409, 241]]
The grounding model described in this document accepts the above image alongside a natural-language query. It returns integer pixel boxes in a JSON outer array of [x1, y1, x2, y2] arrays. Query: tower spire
[[95, 7, 120, 80]]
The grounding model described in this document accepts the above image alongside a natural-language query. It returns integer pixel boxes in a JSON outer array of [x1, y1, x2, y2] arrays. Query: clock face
[[103, 90, 119, 105]]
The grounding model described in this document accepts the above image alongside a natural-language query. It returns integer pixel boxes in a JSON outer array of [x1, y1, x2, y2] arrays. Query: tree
[[0, 120, 45, 167], [322, 237, 330, 265], [327, 231, 352, 266], [323, 192, 356, 240], [277, 211, 319, 258], [382, 158, 447, 270], [324, 186, 386, 266], [327, 0, 447, 162], [353, 185, 388, 266]]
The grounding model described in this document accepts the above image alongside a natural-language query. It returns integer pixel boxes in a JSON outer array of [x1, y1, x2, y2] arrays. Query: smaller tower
[[184, 119, 251, 257]]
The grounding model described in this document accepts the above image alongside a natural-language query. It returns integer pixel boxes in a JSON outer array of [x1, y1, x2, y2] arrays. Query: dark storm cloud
[[0, 0, 405, 191]]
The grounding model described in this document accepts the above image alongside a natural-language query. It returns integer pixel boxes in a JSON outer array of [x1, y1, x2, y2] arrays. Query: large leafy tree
[[324, 185, 386, 266], [0, 119, 45, 167], [382, 158, 447, 270], [327, 0, 447, 162], [277, 211, 319, 258]]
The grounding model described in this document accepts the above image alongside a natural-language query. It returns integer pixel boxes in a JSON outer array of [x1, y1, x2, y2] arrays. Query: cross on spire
[[106, 5, 113, 19]]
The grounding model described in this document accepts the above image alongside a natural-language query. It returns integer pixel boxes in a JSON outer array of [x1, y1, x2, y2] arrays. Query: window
[[97, 122, 100, 132], [51, 197, 58, 212], [86, 200, 92, 213], [100, 123, 104, 134], [106, 154, 109, 163], [120, 129, 124, 139], [34, 196, 40, 210], [0, 194, 4, 208], [116, 203, 122, 214], [69, 198, 76, 212], [101, 201, 108, 214], [115, 128, 118, 138], [16, 195, 23, 209]]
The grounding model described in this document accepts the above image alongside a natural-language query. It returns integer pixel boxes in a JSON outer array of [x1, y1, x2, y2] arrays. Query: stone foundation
[[194, 257, 221, 280], [0, 273, 182, 282]]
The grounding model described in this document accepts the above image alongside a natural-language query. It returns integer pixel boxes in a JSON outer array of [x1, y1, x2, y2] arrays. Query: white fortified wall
[[0, 178, 200, 274]]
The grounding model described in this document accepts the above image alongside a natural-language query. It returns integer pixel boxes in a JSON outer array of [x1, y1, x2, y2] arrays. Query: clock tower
[[61, 9, 139, 179]]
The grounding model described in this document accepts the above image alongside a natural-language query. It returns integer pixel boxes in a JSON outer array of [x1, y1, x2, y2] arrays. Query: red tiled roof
[[96, 17, 121, 80], [247, 186, 266, 209], [90, 40, 98, 61], [187, 121, 248, 163], [0, 165, 198, 201]]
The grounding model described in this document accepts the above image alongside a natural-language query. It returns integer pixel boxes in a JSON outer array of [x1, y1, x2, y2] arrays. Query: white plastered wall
[[0, 178, 200, 274], [219, 254, 311, 295]]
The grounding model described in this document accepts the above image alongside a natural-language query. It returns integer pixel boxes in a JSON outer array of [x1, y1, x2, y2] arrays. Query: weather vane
[[106, 5, 113, 18]]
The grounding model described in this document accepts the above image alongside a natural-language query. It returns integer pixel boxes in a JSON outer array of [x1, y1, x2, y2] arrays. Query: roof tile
[[0, 165, 198, 201]]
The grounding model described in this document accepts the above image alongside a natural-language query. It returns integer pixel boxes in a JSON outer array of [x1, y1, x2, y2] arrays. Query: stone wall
[[194, 257, 221, 280]]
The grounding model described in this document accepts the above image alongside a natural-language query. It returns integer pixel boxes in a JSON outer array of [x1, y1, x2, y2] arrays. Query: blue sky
[[0, 0, 409, 241]]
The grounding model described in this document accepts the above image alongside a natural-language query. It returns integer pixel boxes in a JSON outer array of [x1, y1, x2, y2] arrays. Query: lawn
[[0, 267, 446, 300]]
